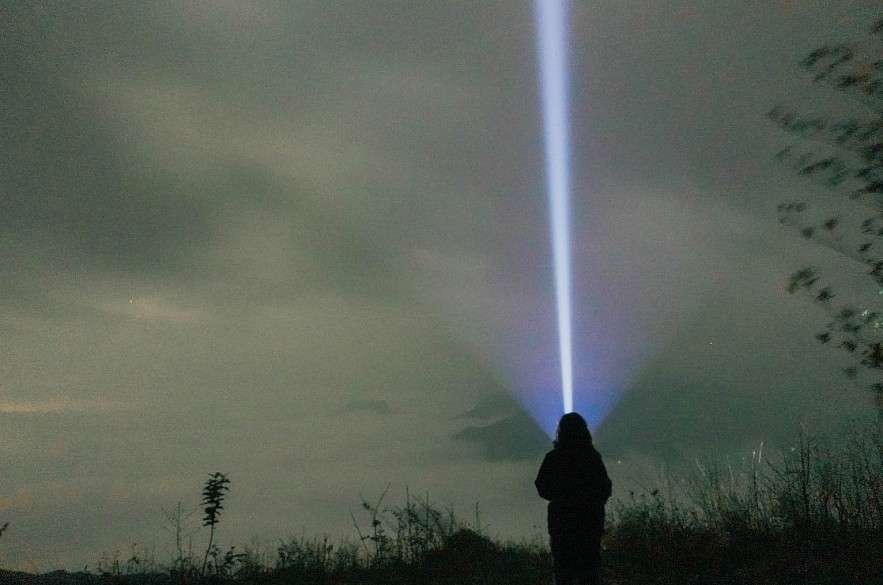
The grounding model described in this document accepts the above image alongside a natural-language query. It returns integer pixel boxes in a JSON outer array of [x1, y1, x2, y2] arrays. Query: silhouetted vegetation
[[604, 421, 883, 584], [201, 472, 232, 575], [769, 17, 883, 414], [2, 421, 880, 584]]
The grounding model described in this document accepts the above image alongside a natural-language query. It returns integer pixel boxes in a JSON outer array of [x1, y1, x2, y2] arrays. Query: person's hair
[[554, 412, 592, 448]]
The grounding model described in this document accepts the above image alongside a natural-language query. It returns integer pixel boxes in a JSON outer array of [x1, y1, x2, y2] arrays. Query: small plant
[[94, 543, 156, 579], [161, 501, 198, 577], [350, 486, 464, 568], [201, 471, 230, 574]]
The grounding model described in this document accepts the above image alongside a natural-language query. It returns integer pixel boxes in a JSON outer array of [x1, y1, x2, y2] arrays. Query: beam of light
[[535, 0, 574, 414]]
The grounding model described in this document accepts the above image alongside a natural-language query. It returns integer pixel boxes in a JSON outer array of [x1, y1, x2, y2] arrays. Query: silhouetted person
[[535, 412, 612, 585]]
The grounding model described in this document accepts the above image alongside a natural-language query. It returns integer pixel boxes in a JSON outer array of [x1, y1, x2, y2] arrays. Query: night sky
[[1, 0, 879, 571]]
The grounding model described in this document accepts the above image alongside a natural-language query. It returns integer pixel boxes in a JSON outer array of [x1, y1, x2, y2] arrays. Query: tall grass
[[604, 421, 883, 584], [3, 422, 881, 584]]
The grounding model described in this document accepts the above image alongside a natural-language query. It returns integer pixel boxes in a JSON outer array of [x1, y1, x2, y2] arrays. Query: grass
[[604, 420, 883, 584], [1, 421, 881, 584]]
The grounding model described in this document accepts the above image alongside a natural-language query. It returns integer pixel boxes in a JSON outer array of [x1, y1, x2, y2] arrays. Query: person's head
[[554, 412, 592, 448]]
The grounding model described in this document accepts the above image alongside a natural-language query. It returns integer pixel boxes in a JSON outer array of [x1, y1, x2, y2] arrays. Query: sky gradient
[[1, 0, 879, 571]]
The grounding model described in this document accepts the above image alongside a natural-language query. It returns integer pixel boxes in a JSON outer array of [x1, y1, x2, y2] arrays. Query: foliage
[[200, 472, 231, 575], [768, 17, 883, 413], [603, 421, 883, 584], [160, 501, 198, 579], [201, 473, 230, 530]]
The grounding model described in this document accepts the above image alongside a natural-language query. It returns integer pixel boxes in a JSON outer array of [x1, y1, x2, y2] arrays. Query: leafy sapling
[[201, 472, 230, 574]]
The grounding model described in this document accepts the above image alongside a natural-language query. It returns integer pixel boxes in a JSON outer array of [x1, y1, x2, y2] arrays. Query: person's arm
[[592, 451, 612, 502], [535, 452, 558, 501], [600, 459, 612, 502]]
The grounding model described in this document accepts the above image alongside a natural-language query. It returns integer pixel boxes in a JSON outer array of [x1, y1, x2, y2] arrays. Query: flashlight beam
[[535, 0, 574, 414]]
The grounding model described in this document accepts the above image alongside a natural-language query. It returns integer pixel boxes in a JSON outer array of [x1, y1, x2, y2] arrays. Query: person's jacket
[[535, 442, 612, 531]]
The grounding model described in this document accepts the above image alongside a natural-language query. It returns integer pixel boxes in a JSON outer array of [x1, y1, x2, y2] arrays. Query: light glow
[[535, 0, 574, 414]]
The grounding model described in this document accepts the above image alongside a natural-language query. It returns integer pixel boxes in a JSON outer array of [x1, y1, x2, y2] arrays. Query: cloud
[[342, 399, 391, 415], [0, 396, 132, 414], [455, 393, 520, 420], [453, 413, 549, 462], [101, 296, 202, 324], [453, 394, 549, 461]]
